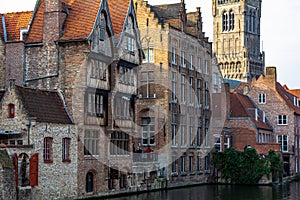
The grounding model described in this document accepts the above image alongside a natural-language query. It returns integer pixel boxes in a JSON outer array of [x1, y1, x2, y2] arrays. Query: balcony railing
[[133, 152, 158, 162]]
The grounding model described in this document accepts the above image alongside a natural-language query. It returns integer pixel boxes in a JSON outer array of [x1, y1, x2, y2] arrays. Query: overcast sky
[[0, 0, 299, 89]]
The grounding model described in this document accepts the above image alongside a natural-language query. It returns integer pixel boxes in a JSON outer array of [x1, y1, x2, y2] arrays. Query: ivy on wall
[[213, 148, 282, 184]]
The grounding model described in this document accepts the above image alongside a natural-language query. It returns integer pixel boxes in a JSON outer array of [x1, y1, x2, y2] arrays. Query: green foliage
[[213, 147, 273, 184], [268, 149, 283, 182]]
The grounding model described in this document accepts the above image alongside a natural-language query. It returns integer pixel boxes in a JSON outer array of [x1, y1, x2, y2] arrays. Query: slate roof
[[108, 0, 130, 35], [224, 78, 242, 90], [16, 86, 73, 124], [0, 11, 33, 42], [26, 0, 102, 43], [230, 92, 272, 131], [276, 82, 300, 115]]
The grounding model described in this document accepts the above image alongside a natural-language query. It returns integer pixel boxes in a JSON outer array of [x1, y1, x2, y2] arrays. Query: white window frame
[[143, 47, 154, 63], [258, 93, 266, 104], [277, 135, 288, 152], [181, 74, 186, 104], [197, 57, 202, 73], [189, 54, 194, 70], [141, 117, 155, 146], [277, 115, 288, 125], [172, 47, 177, 64], [181, 51, 186, 68]]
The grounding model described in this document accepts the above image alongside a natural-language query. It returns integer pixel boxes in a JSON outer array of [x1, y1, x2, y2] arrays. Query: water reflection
[[103, 181, 300, 200]]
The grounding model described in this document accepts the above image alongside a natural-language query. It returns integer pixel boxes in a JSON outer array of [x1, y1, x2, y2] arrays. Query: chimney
[[265, 66, 277, 87], [196, 7, 203, 39]]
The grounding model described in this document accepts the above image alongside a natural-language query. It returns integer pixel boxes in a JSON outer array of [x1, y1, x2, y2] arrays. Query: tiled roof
[[16, 86, 73, 124], [230, 92, 272, 131], [108, 0, 130, 35], [0, 11, 33, 42], [150, 3, 181, 20], [288, 89, 300, 98], [276, 82, 300, 115], [26, 0, 101, 43]]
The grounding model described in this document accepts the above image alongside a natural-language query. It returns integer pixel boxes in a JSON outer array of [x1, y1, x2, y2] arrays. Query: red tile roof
[[276, 82, 300, 115], [230, 92, 272, 131], [288, 89, 300, 99], [0, 11, 33, 42], [16, 86, 73, 124], [26, 0, 101, 43], [108, 0, 130, 35]]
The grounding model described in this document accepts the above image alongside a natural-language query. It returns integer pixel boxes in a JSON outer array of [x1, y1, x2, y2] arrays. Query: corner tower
[[212, 0, 265, 82]]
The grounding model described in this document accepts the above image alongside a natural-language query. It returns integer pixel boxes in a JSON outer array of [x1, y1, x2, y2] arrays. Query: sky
[[0, 0, 299, 89]]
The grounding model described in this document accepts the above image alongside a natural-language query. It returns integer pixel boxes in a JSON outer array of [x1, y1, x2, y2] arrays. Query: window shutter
[[14, 153, 18, 187], [30, 153, 39, 186]]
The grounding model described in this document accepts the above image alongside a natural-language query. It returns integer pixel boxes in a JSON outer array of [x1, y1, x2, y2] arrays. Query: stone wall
[[0, 149, 16, 200]]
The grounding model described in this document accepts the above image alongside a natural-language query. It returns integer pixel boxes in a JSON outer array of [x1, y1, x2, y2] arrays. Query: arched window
[[222, 11, 228, 31], [86, 172, 94, 193], [229, 10, 234, 31]]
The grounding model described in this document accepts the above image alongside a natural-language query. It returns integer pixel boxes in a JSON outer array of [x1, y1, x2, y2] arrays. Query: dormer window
[[99, 18, 106, 41], [8, 104, 15, 118]]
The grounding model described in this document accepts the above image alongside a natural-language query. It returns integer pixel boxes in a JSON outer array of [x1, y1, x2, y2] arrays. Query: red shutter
[[14, 153, 18, 187], [30, 153, 39, 186]]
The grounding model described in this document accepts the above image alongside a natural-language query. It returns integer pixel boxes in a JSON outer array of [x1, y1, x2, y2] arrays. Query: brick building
[[0, 80, 77, 199], [133, 0, 214, 187], [241, 67, 300, 176]]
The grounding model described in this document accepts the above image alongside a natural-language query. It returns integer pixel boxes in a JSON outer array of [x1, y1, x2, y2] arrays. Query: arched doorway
[[86, 172, 94, 193]]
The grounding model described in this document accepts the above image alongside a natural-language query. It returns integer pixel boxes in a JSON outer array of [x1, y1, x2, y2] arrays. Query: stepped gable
[[108, 0, 131, 35], [230, 92, 272, 130], [16, 86, 73, 124], [276, 82, 300, 115], [26, 0, 102, 43]]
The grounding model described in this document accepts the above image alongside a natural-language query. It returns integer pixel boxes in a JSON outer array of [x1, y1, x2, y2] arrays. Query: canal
[[101, 181, 300, 200]]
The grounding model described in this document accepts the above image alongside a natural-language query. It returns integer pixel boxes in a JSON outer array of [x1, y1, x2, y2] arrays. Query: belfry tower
[[212, 0, 265, 82]]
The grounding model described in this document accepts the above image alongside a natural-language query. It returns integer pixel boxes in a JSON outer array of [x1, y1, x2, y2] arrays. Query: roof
[[0, 11, 33, 42], [16, 86, 73, 124], [108, 0, 130, 35], [26, 0, 102, 43], [276, 82, 300, 115], [224, 78, 242, 90], [288, 89, 300, 98], [230, 92, 272, 131], [150, 3, 181, 20]]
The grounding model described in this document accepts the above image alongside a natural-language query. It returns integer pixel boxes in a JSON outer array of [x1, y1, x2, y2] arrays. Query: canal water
[[102, 181, 300, 200]]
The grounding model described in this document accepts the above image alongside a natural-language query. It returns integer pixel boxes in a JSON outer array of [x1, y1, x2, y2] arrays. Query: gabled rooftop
[[108, 0, 131, 35], [230, 92, 272, 131], [276, 82, 300, 115], [15, 86, 73, 124], [0, 11, 33, 42]]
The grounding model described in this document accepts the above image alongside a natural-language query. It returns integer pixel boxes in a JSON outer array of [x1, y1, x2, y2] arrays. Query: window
[[222, 11, 228, 31], [142, 117, 155, 146], [87, 93, 104, 117], [197, 57, 202, 72], [189, 54, 194, 70], [205, 118, 209, 146], [215, 137, 222, 152], [181, 115, 186, 146], [189, 156, 193, 172], [119, 66, 134, 85], [189, 77, 194, 106], [197, 117, 201, 146], [171, 113, 177, 146], [172, 156, 177, 172], [172, 71, 177, 102], [90, 60, 107, 80], [189, 116, 194, 146], [224, 135, 230, 149], [181, 74, 186, 103], [277, 135, 288, 152], [140, 71, 154, 98], [110, 132, 129, 155], [205, 60, 209, 74], [143, 48, 154, 63], [115, 96, 131, 119], [197, 79, 202, 107], [258, 93, 266, 104], [124, 35, 135, 52], [180, 156, 185, 172], [181, 51, 186, 67], [99, 17, 106, 41], [62, 138, 71, 162], [8, 103, 15, 118], [204, 156, 209, 171], [43, 137, 53, 162], [84, 130, 99, 156], [294, 97, 299, 106], [86, 172, 94, 193], [172, 47, 177, 64], [205, 82, 209, 108], [197, 156, 201, 171], [277, 115, 288, 125], [229, 10, 235, 31]]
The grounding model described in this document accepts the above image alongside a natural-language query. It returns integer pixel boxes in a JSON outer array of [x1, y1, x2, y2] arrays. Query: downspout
[[2, 15, 7, 42]]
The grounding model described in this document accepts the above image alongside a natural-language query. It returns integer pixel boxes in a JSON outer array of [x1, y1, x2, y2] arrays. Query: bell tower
[[212, 0, 265, 82]]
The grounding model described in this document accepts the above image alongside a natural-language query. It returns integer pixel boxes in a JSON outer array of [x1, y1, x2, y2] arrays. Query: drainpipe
[[26, 120, 31, 145], [2, 15, 7, 42]]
